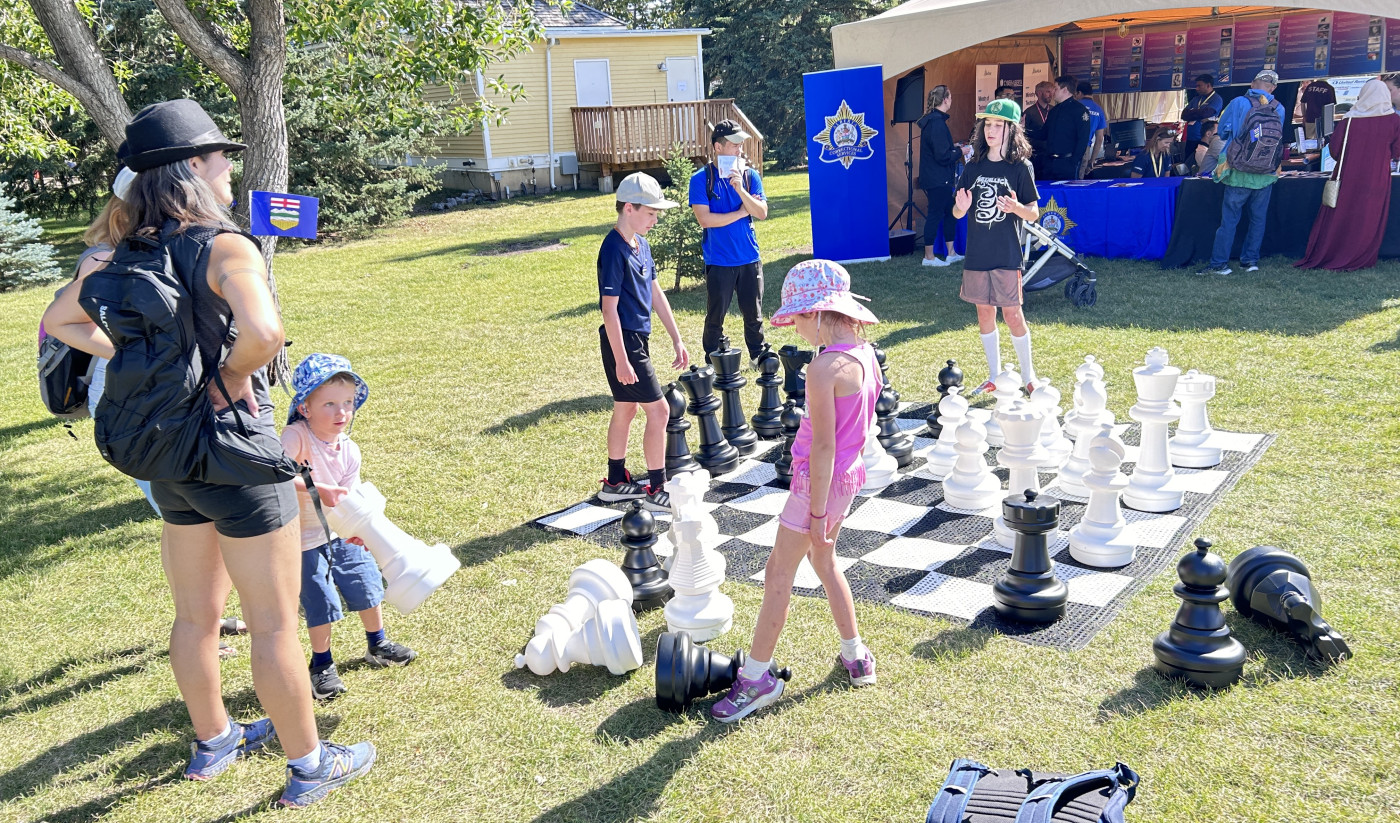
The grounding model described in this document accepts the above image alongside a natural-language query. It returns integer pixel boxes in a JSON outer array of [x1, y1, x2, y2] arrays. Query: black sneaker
[[1194, 265, 1231, 276], [1243, 262, 1260, 272], [642, 485, 670, 513], [309, 661, 347, 701], [365, 640, 418, 668], [599, 476, 648, 503]]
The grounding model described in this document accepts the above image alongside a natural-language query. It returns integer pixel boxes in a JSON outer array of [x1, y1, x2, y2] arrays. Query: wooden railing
[[571, 99, 765, 170]]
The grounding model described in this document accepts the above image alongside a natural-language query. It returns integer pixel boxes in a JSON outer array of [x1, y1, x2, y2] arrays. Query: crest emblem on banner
[[269, 196, 301, 231], [1037, 196, 1077, 237], [812, 100, 878, 169]]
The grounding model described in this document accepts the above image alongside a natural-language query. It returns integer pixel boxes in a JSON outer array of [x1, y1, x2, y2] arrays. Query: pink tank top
[[790, 342, 882, 494]]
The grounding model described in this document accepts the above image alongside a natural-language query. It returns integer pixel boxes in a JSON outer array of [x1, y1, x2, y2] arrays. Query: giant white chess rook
[[1069, 424, 1136, 568], [1123, 347, 1183, 513], [993, 400, 1047, 548], [321, 482, 461, 615], [942, 409, 1003, 511], [1057, 376, 1113, 499], [1169, 369, 1222, 468], [663, 470, 734, 642]]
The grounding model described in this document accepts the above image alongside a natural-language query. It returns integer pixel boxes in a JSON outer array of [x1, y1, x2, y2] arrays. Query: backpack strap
[[926, 758, 992, 823], [297, 463, 337, 548], [1012, 763, 1139, 823]]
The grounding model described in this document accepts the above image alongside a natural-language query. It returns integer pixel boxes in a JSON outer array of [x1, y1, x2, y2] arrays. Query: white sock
[[739, 654, 770, 681], [1011, 331, 1036, 385], [202, 718, 234, 746], [288, 743, 324, 774], [980, 330, 1000, 379], [840, 635, 869, 662]]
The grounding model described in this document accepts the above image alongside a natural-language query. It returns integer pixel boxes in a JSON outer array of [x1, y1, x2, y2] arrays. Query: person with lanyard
[[1182, 74, 1222, 152], [1130, 127, 1177, 178], [1022, 81, 1055, 176]]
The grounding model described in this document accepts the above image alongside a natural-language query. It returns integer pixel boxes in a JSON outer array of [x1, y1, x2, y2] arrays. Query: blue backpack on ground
[[926, 758, 1139, 823]]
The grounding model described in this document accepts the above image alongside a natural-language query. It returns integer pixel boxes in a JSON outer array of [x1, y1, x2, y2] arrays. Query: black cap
[[710, 119, 751, 146], [122, 99, 246, 173]]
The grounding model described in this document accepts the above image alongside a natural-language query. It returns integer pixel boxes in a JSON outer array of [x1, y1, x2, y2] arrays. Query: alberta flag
[[250, 191, 319, 239]]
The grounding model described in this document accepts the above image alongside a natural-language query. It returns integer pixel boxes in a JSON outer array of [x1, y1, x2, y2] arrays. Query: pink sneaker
[[837, 650, 877, 687], [969, 379, 996, 397], [710, 669, 785, 723]]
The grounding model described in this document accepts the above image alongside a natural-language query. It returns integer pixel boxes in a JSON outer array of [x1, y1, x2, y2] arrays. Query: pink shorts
[[778, 469, 863, 534]]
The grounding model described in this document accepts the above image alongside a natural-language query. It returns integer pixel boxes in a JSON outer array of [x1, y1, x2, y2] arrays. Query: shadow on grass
[[452, 524, 560, 568], [0, 416, 66, 445], [480, 394, 614, 436], [1, 646, 166, 721], [1368, 330, 1400, 353], [532, 669, 848, 822], [0, 644, 151, 699], [381, 218, 614, 265], [911, 625, 996, 663], [0, 492, 159, 583], [501, 663, 640, 709]]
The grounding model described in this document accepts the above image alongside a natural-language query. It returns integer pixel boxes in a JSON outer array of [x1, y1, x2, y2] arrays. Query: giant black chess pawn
[[1152, 537, 1247, 688], [750, 344, 783, 439], [678, 364, 740, 475], [993, 489, 1069, 623], [926, 359, 965, 437], [663, 381, 701, 478], [708, 336, 760, 456], [778, 345, 813, 408], [873, 347, 915, 467], [774, 399, 806, 488], [619, 501, 672, 612], [654, 631, 792, 712], [1226, 545, 1350, 663]]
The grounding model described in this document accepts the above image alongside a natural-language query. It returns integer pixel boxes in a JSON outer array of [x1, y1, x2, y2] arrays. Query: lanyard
[[1150, 153, 1164, 178]]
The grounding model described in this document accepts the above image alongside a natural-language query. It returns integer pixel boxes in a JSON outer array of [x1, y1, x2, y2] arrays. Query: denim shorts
[[299, 538, 385, 627]]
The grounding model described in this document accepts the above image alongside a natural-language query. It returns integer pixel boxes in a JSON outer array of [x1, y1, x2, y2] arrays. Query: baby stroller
[[1020, 219, 1098, 308]]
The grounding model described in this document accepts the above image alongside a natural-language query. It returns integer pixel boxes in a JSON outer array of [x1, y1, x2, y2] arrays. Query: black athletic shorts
[[599, 324, 664, 404]]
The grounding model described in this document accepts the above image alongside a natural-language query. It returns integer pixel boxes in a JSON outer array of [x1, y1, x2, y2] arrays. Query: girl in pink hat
[[712, 260, 882, 723]]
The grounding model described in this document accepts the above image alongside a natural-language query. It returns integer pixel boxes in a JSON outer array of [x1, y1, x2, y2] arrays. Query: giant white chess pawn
[[1057, 375, 1113, 499], [923, 386, 967, 480], [942, 409, 1002, 510], [663, 470, 734, 642], [993, 399, 1047, 548], [860, 421, 899, 492], [1169, 369, 1222, 468], [1123, 347, 1183, 512], [984, 363, 1023, 447], [514, 559, 642, 675], [1069, 423, 1136, 568], [1064, 355, 1107, 439], [1031, 378, 1073, 470]]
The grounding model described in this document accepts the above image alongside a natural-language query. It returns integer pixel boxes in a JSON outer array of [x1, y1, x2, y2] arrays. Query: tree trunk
[[21, 0, 132, 148]]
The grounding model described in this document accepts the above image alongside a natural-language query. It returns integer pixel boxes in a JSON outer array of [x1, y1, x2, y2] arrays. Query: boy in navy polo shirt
[[598, 172, 691, 511], [690, 119, 769, 365]]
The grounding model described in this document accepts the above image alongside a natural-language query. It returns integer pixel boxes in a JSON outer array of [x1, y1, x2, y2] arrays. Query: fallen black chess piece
[[654, 631, 791, 712], [1226, 545, 1351, 663]]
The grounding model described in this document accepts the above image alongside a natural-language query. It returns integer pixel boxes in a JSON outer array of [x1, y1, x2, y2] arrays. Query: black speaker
[[893, 68, 926, 124]]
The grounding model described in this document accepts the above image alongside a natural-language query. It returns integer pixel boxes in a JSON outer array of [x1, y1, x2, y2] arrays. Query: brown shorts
[[960, 268, 1023, 307]]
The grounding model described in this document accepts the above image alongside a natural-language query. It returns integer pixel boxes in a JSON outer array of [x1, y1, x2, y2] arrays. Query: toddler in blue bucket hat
[[281, 353, 417, 700]]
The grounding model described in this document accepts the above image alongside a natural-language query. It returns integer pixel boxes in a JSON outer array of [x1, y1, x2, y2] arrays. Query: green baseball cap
[[977, 98, 1022, 123]]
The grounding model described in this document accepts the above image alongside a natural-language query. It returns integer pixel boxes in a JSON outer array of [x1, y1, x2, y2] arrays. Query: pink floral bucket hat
[[770, 259, 879, 327]]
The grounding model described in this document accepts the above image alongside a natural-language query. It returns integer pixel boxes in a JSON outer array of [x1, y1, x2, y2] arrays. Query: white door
[[666, 57, 698, 102], [575, 59, 611, 107]]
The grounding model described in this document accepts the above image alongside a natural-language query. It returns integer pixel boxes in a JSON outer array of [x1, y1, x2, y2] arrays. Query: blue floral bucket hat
[[288, 353, 369, 425]]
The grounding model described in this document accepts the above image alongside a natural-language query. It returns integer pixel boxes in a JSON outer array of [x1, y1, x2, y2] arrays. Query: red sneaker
[[969, 379, 996, 397]]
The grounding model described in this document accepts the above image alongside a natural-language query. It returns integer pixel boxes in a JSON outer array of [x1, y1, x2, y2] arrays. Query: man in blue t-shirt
[[1182, 74, 1223, 147], [1075, 81, 1109, 176], [597, 173, 690, 511], [689, 119, 769, 365]]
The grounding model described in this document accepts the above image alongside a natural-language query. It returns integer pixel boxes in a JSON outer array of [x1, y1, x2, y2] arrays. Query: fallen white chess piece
[[514, 559, 642, 676]]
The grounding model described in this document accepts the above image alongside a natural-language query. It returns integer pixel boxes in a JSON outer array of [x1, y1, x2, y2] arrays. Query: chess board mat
[[531, 402, 1274, 651]]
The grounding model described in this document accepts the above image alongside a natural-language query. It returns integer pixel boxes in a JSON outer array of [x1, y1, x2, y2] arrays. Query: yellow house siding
[[476, 47, 549, 159], [424, 73, 486, 157]]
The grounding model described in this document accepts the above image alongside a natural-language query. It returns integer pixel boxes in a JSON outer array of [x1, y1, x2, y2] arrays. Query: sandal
[[218, 640, 238, 660], [219, 617, 247, 636]]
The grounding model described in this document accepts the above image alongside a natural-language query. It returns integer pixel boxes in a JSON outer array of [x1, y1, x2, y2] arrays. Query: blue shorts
[[300, 538, 385, 627]]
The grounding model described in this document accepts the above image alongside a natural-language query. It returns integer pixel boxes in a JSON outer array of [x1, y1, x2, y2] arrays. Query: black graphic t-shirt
[[957, 157, 1039, 271]]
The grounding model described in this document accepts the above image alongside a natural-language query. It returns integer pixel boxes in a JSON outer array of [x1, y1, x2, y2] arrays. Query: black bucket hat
[[122, 99, 246, 173]]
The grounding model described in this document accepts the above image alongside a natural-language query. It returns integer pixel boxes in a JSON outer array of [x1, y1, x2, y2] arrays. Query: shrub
[[0, 194, 61, 291], [650, 144, 705, 289]]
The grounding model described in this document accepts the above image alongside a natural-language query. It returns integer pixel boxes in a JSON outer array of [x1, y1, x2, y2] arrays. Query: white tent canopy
[[833, 0, 1400, 80]]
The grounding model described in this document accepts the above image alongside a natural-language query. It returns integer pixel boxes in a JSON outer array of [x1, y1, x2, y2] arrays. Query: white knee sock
[[739, 654, 770, 681], [980, 330, 1001, 379], [840, 634, 870, 662], [1011, 331, 1036, 385]]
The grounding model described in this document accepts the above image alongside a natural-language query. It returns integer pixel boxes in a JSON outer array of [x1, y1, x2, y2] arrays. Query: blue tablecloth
[[1034, 178, 1182, 260]]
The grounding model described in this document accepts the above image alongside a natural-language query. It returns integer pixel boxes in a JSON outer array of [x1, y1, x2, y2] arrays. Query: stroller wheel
[[1076, 282, 1098, 308]]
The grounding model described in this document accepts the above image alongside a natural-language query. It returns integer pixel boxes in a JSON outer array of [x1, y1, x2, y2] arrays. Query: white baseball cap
[[616, 172, 677, 209], [112, 167, 137, 201]]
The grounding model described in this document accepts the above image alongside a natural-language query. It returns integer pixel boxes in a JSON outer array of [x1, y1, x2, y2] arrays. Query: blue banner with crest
[[803, 65, 890, 264]]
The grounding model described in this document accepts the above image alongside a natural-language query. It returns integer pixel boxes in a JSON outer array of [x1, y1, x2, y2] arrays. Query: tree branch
[[0, 42, 89, 101], [152, 0, 249, 92]]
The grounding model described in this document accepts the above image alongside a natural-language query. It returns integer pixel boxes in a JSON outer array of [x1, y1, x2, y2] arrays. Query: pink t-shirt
[[281, 421, 363, 551], [790, 342, 882, 494]]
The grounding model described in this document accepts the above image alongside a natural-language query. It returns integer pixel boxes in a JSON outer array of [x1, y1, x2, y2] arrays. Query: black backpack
[[37, 249, 109, 419], [926, 759, 1139, 823], [1224, 99, 1285, 175], [76, 225, 299, 486]]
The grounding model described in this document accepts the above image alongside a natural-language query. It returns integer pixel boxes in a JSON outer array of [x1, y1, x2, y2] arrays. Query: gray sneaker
[[1194, 265, 1231, 276], [309, 661, 347, 701], [1243, 262, 1260, 272]]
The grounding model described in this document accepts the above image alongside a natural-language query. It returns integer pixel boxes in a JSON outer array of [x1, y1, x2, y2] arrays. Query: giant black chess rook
[[708, 336, 759, 456], [750, 344, 783, 439], [1152, 538, 1246, 688], [663, 382, 700, 477], [678, 365, 740, 475], [1226, 545, 1350, 663], [874, 347, 915, 466], [619, 501, 673, 612], [926, 359, 964, 436], [654, 631, 791, 712], [993, 489, 1069, 623], [774, 399, 805, 487], [778, 345, 812, 408]]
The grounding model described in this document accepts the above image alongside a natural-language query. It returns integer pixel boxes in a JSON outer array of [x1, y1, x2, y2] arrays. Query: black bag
[[37, 331, 94, 418], [76, 227, 299, 486], [926, 759, 1139, 823]]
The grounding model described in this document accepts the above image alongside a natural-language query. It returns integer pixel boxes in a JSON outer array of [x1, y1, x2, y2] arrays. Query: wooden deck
[[571, 99, 765, 172]]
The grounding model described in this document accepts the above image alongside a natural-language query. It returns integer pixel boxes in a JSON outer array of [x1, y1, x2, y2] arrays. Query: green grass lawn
[[3, 171, 1399, 822]]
